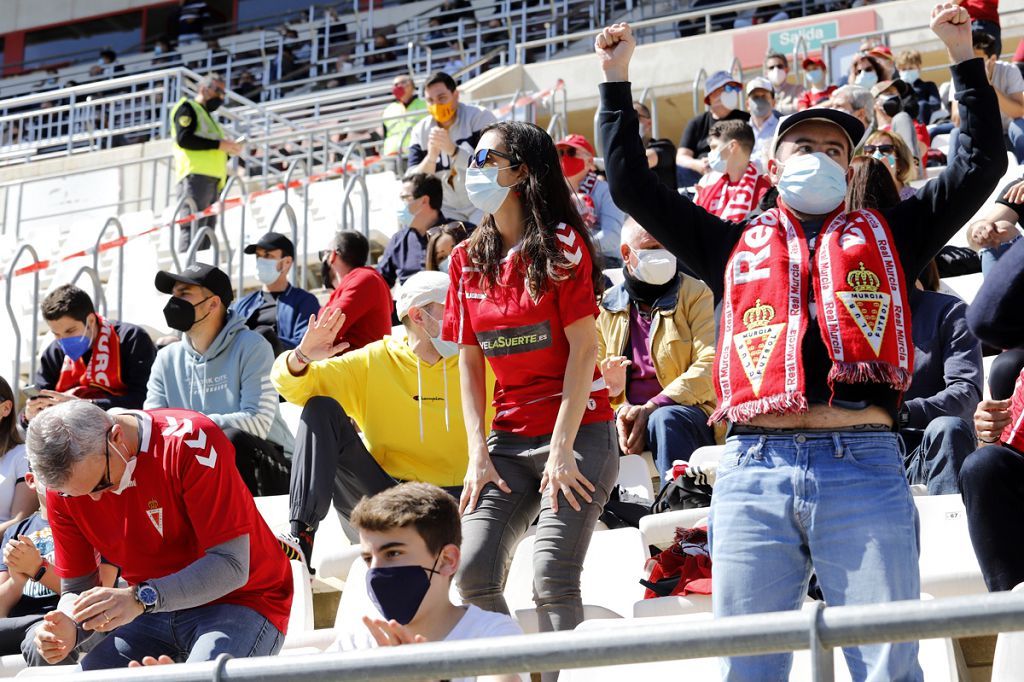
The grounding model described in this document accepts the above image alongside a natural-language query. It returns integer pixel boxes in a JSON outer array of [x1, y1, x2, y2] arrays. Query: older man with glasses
[[23, 401, 292, 670]]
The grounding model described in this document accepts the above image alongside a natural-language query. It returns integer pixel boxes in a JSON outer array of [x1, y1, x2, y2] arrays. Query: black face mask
[[321, 259, 335, 290], [881, 95, 903, 117], [204, 97, 224, 113], [163, 295, 213, 332]]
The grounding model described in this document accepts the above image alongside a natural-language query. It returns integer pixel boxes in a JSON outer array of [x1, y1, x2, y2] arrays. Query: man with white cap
[[745, 76, 780, 170], [272, 271, 489, 570], [597, 3, 1004, 678], [675, 70, 750, 188]]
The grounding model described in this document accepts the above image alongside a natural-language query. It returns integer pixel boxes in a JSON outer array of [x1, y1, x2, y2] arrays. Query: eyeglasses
[[469, 148, 519, 168], [557, 147, 578, 158], [58, 429, 114, 498], [863, 144, 895, 155]]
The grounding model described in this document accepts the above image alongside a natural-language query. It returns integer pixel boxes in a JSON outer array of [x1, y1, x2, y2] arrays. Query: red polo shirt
[[319, 266, 394, 351]]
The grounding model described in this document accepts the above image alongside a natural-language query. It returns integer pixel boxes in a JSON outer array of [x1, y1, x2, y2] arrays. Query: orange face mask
[[429, 101, 457, 124]]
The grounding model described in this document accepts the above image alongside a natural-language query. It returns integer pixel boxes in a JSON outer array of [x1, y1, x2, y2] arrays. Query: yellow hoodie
[[271, 332, 493, 487]]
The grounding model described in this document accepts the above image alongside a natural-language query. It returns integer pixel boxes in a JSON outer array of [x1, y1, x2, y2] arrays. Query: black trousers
[[177, 173, 219, 253], [961, 443, 1024, 591], [989, 348, 1024, 400], [288, 397, 460, 552], [222, 427, 290, 497]]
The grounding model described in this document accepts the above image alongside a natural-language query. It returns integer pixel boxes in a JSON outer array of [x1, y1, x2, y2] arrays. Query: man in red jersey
[[23, 401, 292, 669], [317, 230, 394, 352]]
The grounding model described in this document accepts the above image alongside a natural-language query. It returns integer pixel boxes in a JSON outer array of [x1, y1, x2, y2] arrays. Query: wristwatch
[[134, 583, 159, 613], [31, 560, 47, 583]]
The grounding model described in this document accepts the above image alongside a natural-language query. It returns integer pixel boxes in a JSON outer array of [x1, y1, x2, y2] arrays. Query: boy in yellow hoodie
[[272, 271, 491, 569]]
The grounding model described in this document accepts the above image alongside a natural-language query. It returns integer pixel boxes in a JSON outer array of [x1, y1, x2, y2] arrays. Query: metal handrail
[[168, 195, 199, 273], [184, 227, 221, 268], [57, 591, 1024, 682], [267, 202, 300, 286], [282, 158, 312, 285], [92, 217, 125, 320], [218, 176, 248, 299], [69, 266, 108, 319], [693, 67, 708, 115], [340, 172, 370, 237], [4, 244, 41, 399]]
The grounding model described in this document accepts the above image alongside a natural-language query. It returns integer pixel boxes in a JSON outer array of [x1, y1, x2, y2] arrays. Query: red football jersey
[[48, 409, 292, 634], [442, 223, 614, 436]]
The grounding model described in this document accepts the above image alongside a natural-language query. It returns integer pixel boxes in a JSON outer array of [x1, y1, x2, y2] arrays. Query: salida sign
[[729, 8, 876, 69], [768, 21, 839, 53]]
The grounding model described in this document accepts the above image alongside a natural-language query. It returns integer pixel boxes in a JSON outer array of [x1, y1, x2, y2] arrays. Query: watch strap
[[31, 561, 46, 583]]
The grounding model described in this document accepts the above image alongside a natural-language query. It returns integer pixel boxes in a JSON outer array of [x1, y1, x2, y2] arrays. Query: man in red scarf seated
[[694, 120, 772, 223], [23, 285, 156, 424], [596, 3, 1004, 679]]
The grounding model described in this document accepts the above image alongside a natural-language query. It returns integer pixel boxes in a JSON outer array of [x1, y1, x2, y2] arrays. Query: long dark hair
[[466, 121, 602, 299], [0, 377, 22, 456], [846, 156, 901, 212], [425, 221, 468, 271]]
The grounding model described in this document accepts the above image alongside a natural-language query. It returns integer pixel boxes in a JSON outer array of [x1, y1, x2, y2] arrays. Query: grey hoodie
[[144, 311, 293, 456]]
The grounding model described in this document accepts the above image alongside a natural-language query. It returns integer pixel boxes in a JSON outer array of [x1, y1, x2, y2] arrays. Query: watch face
[[139, 585, 158, 606]]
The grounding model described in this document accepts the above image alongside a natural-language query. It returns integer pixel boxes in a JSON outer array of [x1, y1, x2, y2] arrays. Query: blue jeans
[[645, 404, 716, 483], [80, 603, 284, 670], [709, 432, 922, 682], [902, 416, 975, 495], [950, 119, 1024, 164]]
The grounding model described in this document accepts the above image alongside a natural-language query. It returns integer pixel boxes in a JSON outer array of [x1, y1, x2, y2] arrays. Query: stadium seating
[[991, 583, 1024, 682]]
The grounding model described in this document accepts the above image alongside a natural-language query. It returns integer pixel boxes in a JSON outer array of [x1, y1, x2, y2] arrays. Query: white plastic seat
[[689, 445, 724, 468], [916, 494, 986, 598], [638, 507, 709, 550], [616, 454, 654, 503], [991, 583, 1024, 682]]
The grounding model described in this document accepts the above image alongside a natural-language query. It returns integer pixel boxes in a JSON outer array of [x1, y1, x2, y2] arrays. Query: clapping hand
[[296, 308, 350, 362], [34, 611, 76, 665]]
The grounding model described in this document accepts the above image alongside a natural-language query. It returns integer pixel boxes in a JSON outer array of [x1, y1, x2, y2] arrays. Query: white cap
[[746, 76, 774, 96], [395, 271, 449, 320]]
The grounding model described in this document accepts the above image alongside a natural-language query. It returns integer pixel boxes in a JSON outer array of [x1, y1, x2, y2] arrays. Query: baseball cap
[[867, 46, 893, 60], [704, 71, 741, 103], [802, 56, 827, 71], [746, 76, 774, 96], [555, 133, 596, 157], [155, 262, 234, 307], [244, 232, 295, 259], [768, 108, 865, 159], [395, 271, 449, 321], [870, 78, 911, 99]]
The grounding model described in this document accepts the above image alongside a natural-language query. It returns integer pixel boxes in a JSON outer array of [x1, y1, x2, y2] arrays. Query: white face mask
[[256, 257, 281, 285], [421, 310, 459, 359], [707, 144, 729, 173], [110, 439, 138, 496], [775, 152, 848, 216], [854, 70, 878, 88], [465, 166, 512, 215], [767, 66, 788, 86], [718, 89, 740, 111], [630, 248, 677, 285]]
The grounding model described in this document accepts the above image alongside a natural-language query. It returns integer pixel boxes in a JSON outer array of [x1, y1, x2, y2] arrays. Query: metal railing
[[49, 591, 1024, 681]]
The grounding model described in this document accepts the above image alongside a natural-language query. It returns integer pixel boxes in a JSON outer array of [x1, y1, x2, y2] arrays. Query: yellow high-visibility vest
[[170, 98, 227, 185]]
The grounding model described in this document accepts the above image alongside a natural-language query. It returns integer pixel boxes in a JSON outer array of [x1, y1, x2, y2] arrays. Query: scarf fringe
[[829, 361, 912, 392], [709, 391, 809, 425]]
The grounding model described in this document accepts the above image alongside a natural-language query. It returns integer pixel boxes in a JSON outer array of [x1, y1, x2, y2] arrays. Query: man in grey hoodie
[[145, 263, 293, 495]]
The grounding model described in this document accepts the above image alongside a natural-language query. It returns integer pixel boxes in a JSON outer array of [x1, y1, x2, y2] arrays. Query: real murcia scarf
[[711, 205, 913, 424], [55, 315, 127, 397], [696, 163, 763, 223]]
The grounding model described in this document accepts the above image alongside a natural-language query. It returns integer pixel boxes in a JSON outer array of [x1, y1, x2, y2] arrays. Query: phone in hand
[[22, 385, 41, 399]]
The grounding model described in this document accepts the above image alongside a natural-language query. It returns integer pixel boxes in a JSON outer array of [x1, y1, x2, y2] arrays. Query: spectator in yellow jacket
[[272, 271, 492, 570], [597, 218, 720, 487]]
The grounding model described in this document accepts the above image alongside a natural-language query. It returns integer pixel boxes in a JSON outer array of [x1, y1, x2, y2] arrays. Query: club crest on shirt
[[733, 299, 785, 397], [835, 262, 890, 357], [145, 499, 164, 537]]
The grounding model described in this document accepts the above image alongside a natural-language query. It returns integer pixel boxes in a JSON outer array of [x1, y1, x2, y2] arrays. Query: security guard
[[170, 72, 242, 252]]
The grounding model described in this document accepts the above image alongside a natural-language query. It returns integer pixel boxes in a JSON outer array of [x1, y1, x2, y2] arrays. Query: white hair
[[619, 217, 649, 248], [26, 401, 111, 489]]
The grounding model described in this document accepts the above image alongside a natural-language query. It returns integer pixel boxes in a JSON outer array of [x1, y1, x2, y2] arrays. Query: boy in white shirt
[[333, 482, 526, 682]]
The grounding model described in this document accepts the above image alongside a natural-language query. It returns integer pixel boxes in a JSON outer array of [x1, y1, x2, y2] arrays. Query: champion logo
[[412, 395, 444, 402]]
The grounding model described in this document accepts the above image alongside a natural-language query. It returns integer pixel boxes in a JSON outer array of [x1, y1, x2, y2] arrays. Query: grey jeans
[[456, 420, 618, 634]]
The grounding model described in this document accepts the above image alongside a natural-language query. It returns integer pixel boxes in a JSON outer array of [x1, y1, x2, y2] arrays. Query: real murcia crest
[[732, 298, 785, 396], [835, 262, 890, 356], [145, 499, 164, 537]]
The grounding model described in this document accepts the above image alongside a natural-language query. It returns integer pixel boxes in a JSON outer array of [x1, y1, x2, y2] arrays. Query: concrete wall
[[462, 0, 1024, 148]]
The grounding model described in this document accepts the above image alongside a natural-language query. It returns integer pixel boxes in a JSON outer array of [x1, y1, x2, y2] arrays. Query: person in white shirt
[[0, 378, 35, 538], [331, 482, 526, 682], [745, 77, 780, 172]]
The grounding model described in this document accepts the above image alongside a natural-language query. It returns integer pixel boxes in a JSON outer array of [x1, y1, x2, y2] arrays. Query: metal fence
[[46, 591, 1024, 681]]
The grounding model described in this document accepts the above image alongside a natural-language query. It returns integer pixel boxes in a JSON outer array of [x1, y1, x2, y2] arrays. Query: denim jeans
[[80, 603, 284, 670], [645, 404, 717, 484], [709, 432, 922, 682], [457, 421, 618, 636], [902, 416, 975, 495]]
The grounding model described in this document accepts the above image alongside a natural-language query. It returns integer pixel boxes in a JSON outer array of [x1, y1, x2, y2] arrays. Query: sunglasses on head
[[864, 144, 895, 155], [470, 148, 519, 168]]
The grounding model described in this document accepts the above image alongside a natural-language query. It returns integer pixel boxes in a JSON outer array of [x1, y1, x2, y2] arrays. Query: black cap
[[155, 262, 234, 306], [768, 108, 866, 159], [244, 232, 294, 259]]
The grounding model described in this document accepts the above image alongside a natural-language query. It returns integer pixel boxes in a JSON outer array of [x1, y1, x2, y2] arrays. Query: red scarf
[[55, 315, 127, 398], [573, 171, 599, 230], [696, 163, 764, 223], [712, 205, 913, 423]]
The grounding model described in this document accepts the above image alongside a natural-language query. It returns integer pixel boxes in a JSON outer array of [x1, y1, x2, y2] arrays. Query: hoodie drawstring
[[416, 356, 425, 443]]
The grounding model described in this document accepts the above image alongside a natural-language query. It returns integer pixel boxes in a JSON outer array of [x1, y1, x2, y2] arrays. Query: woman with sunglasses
[[442, 122, 618, 645], [864, 130, 918, 200]]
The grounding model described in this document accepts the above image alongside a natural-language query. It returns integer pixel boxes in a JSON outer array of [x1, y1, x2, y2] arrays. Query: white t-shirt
[[948, 62, 1024, 131], [331, 604, 527, 682], [0, 445, 29, 525]]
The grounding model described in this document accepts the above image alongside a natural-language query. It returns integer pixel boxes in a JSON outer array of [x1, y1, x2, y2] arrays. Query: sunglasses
[[318, 249, 335, 262], [58, 428, 114, 498], [470, 148, 519, 168], [864, 144, 895, 155]]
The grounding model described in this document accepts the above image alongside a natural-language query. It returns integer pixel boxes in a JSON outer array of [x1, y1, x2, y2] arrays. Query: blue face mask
[[438, 256, 451, 273], [58, 321, 93, 362], [397, 203, 414, 228], [707, 145, 729, 173], [365, 554, 443, 625], [465, 166, 513, 215]]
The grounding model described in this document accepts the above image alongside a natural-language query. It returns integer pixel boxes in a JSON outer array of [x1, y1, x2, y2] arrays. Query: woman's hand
[[540, 448, 595, 514], [459, 447, 511, 515]]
